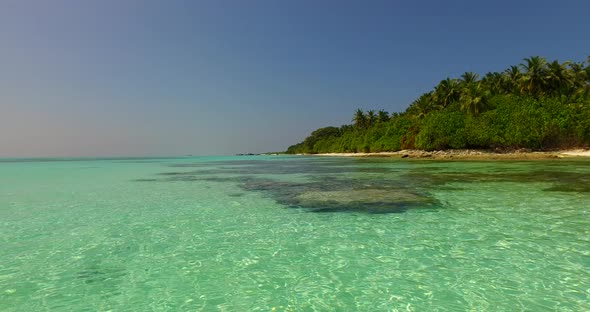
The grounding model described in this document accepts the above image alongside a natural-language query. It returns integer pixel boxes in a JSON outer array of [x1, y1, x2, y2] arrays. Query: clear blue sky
[[1, 0, 588, 157]]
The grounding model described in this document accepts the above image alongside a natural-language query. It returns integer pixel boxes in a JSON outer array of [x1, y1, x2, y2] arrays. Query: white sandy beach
[[307, 149, 590, 160], [560, 149, 590, 157]]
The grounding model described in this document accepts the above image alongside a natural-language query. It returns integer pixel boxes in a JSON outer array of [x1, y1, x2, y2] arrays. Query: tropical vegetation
[[286, 56, 590, 154]]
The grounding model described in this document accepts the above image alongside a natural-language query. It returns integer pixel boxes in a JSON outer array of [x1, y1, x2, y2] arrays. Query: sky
[[1, 0, 589, 157]]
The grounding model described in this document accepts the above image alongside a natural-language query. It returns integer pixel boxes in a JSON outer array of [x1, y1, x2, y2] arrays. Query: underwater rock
[[292, 189, 437, 213], [134, 157, 450, 213], [296, 189, 423, 204]]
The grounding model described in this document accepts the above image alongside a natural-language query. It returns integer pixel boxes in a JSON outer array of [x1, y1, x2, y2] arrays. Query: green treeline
[[286, 56, 590, 154]]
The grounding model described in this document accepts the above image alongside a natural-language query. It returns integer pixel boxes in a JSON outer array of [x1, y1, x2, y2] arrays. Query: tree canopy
[[286, 56, 590, 154]]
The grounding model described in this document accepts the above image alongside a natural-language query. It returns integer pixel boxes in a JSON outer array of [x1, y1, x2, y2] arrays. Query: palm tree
[[460, 72, 479, 85], [569, 62, 588, 85], [459, 82, 488, 116], [377, 110, 390, 123], [480, 72, 505, 95], [504, 66, 522, 94], [519, 56, 549, 96], [366, 110, 376, 127], [567, 62, 589, 100], [407, 92, 435, 119], [433, 78, 460, 108], [546, 60, 571, 95], [353, 109, 366, 129]]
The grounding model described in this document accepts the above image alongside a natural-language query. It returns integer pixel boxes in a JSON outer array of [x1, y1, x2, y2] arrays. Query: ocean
[[1, 155, 589, 311]]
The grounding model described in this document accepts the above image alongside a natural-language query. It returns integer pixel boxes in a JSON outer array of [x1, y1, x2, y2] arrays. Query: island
[[286, 56, 590, 158]]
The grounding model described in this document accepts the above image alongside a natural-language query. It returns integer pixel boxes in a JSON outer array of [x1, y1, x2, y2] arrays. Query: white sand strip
[[560, 150, 590, 157]]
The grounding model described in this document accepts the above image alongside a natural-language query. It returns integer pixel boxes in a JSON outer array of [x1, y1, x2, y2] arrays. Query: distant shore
[[302, 149, 590, 160]]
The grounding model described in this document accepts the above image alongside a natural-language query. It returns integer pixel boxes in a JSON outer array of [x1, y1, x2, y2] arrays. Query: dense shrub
[[415, 112, 467, 150]]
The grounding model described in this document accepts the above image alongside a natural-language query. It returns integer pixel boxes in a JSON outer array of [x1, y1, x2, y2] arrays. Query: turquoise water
[[1, 156, 589, 311]]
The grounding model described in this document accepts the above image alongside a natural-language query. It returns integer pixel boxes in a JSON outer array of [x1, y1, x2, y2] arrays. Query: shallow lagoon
[[1, 156, 589, 311]]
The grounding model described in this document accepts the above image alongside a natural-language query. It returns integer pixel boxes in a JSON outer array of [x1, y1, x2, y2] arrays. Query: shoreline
[[302, 149, 590, 160]]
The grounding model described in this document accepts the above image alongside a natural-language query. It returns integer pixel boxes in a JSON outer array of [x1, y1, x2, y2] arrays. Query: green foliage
[[465, 110, 504, 148], [495, 96, 546, 148], [286, 56, 590, 154], [415, 112, 467, 150], [378, 116, 413, 151], [286, 126, 341, 154], [353, 109, 366, 129]]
